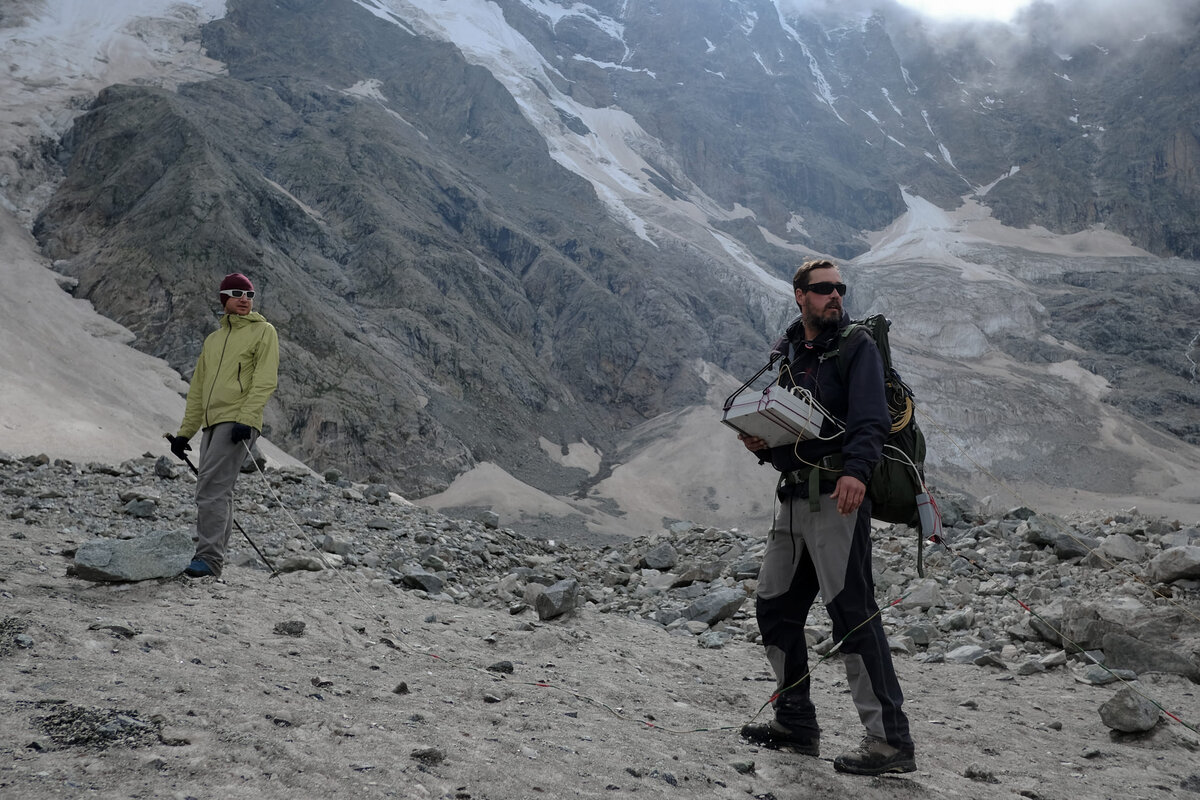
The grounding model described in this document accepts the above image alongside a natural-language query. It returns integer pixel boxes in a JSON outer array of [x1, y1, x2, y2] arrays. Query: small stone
[[411, 746, 445, 765], [273, 620, 306, 637], [964, 764, 999, 783]]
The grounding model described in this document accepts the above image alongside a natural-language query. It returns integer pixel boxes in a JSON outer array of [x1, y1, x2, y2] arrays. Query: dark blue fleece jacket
[[762, 313, 889, 492]]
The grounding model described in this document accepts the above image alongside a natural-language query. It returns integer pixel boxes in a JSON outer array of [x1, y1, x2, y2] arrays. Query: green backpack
[[822, 315, 928, 528]]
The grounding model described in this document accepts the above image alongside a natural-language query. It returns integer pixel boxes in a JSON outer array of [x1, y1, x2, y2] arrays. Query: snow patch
[[738, 8, 759, 35], [352, 0, 416, 33], [921, 109, 936, 137], [573, 54, 655, 78], [797, 41, 846, 124], [520, 0, 627, 52], [938, 143, 955, 168], [345, 78, 388, 102], [881, 87, 903, 117]]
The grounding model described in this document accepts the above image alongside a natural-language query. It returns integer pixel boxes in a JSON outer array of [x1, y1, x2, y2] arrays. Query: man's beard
[[808, 306, 842, 334]]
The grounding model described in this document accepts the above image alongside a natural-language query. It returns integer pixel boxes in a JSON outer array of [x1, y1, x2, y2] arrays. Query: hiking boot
[[739, 720, 819, 756], [833, 736, 915, 776], [183, 559, 216, 578]]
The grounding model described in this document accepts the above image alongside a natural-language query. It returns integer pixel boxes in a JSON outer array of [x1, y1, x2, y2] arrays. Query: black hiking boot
[[739, 720, 819, 756], [832, 736, 916, 775]]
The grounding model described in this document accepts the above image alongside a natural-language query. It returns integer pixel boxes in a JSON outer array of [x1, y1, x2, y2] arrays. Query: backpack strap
[[820, 322, 866, 385]]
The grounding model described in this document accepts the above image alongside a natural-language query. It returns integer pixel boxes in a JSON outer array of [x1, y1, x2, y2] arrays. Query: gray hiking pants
[[755, 492, 912, 750], [194, 422, 258, 575]]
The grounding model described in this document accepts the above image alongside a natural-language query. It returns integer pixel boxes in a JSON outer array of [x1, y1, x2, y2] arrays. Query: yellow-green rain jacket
[[177, 311, 279, 440]]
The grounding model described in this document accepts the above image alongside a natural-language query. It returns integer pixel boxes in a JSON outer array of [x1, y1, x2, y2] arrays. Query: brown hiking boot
[[833, 736, 916, 775], [739, 720, 819, 756]]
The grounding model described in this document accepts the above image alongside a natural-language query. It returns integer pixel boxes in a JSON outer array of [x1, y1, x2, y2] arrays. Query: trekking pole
[[163, 434, 281, 578]]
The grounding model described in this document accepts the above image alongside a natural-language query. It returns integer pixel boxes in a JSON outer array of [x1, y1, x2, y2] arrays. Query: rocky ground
[[1, 451, 1199, 800]]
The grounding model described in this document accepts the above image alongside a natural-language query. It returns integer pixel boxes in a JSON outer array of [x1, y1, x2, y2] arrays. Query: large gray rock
[[1148, 546, 1200, 583], [683, 588, 746, 627], [945, 645, 988, 665], [1096, 533, 1148, 563], [535, 578, 579, 621], [1102, 633, 1200, 683], [899, 578, 945, 611], [73, 530, 193, 582], [639, 542, 678, 571], [672, 561, 724, 587], [1098, 685, 1161, 732], [398, 567, 444, 594]]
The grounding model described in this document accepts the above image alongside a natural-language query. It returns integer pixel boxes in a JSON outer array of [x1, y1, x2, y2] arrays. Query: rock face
[[16, 0, 1200, 502], [31, 0, 766, 497]]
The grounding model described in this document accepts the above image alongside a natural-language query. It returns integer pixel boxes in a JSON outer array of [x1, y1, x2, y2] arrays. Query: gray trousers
[[194, 422, 258, 574], [756, 493, 912, 749]]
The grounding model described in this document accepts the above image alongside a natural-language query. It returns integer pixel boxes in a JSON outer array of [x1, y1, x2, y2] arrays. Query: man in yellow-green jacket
[[166, 273, 279, 578]]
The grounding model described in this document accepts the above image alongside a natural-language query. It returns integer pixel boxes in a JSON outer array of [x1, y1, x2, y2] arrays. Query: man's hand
[[230, 423, 254, 443], [166, 434, 191, 461], [737, 433, 769, 452], [831, 475, 866, 516]]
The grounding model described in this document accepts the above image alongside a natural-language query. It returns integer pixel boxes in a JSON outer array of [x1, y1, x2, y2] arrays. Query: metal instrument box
[[722, 385, 826, 447]]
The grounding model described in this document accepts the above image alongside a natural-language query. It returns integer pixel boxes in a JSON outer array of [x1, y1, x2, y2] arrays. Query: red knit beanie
[[218, 273, 254, 308]]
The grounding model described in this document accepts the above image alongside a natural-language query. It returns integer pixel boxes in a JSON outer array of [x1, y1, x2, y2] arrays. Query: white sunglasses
[[220, 289, 255, 298]]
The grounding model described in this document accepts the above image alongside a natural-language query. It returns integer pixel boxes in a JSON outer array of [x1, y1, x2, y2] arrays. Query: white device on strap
[[721, 385, 825, 448]]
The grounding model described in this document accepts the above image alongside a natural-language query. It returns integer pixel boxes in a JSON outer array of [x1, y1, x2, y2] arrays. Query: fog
[[774, 0, 1199, 52]]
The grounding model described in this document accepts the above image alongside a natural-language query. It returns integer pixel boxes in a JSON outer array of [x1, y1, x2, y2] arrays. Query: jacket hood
[[221, 311, 267, 327]]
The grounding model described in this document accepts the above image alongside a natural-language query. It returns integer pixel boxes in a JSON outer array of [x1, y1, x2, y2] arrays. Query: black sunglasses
[[220, 289, 255, 298], [803, 281, 847, 296]]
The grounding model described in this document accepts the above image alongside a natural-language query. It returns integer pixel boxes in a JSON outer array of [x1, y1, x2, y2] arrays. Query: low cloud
[[774, 0, 1198, 50], [1011, 0, 1200, 50]]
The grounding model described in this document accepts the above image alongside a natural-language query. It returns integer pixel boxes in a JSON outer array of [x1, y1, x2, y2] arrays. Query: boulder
[[1148, 546, 1200, 583], [1102, 633, 1200, 683], [73, 530, 193, 582], [1098, 685, 1160, 732], [1096, 533, 1148, 562], [683, 587, 746, 627], [639, 542, 678, 571], [535, 578, 579, 620]]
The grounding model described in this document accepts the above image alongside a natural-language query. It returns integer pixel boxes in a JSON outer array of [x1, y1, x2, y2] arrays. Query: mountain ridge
[[2, 0, 1199, 538]]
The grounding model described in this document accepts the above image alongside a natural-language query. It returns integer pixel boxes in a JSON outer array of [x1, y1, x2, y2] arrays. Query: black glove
[[230, 423, 254, 443], [166, 435, 191, 460]]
